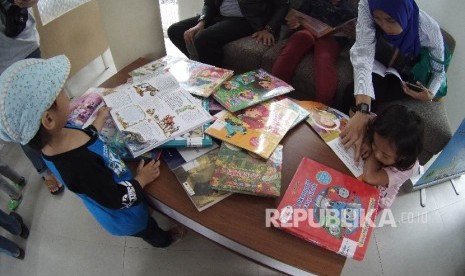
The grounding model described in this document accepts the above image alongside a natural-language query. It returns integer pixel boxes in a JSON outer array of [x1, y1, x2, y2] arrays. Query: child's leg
[[0, 235, 23, 259], [0, 175, 21, 200], [133, 216, 173, 248], [20, 145, 63, 194], [313, 36, 342, 106], [271, 29, 316, 82], [0, 158, 24, 185]]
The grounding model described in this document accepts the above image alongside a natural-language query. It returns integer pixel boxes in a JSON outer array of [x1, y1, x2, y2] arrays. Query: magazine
[[298, 101, 364, 178], [102, 72, 213, 157], [210, 143, 282, 197], [171, 148, 233, 212], [128, 55, 183, 78], [161, 142, 219, 171], [158, 96, 212, 148], [206, 100, 299, 159], [286, 7, 356, 38], [406, 117, 465, 191], [68, 88, 161, 161], [167, 59, 234, 98], [212, 69, 294, 112], [275, 157, 379, 261], [274, 97, 310, 128]]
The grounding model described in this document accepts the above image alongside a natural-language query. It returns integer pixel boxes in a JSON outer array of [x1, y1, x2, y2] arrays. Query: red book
[[274, 157, 379, 260]]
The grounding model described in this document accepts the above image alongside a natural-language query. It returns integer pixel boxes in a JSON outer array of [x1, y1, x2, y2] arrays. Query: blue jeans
[[0, 210, 21, 257]]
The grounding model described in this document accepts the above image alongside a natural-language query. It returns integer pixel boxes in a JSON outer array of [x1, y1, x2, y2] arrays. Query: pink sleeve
[[378, 160, 420, 209]]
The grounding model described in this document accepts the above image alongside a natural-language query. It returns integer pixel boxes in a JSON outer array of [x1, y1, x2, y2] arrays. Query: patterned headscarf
[[368, 0, 421, 56]]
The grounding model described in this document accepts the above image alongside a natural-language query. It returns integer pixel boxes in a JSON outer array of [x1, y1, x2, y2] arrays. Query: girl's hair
[[368, 104, 424, 171], [28, 101, 58, 151]]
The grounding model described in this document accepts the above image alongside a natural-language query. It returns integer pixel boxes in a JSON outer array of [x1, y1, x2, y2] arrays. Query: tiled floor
[[1, 41, 465, 276]]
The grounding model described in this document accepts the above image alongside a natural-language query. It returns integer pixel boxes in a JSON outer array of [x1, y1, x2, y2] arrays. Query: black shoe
[[15, 248, 25, 260], [10, 212, 29, 239]]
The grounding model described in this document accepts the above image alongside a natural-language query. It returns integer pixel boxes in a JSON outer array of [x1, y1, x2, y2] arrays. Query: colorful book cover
[[298, 101, 364, 178], [212, 69, 294, 112], [128, 55, 183, 78], [408, 117, 465, 190], [68, 88, 107, 128], [210, 143, 282, 197], [205, 101, 299, 159], [158, 96, 213, 148], [161, 142, 219, 171], [167, 59, 234, 98], [275, 157, 379, 261], [171, 148, 233, 212]]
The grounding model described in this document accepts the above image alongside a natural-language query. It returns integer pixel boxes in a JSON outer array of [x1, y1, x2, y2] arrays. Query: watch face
[[357, 103, 370, 113]]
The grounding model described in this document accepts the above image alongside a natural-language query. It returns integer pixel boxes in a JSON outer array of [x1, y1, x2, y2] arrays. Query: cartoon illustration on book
[[224, 117, 247, 138], [314, 186, 362, 238], [68, 89, 104, 127], [133, 83, 158, 97], [213, 69, 294, 112]]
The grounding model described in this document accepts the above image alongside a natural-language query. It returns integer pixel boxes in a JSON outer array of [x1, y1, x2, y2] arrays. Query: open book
[[286, 9, 356, 38], [372, 60, 404, 80], [102, 72, 212, 157], [298, 101, 364, 178]]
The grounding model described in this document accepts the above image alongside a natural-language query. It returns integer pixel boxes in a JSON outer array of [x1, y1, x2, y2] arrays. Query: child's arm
[[362, 153, 389, 187], [91, 106, 111, 132], [134, 159, 161, 189]]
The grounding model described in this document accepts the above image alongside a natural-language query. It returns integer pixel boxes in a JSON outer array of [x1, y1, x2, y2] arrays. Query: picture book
[[212, 69, 294, 112], [206, 100, 299, 159], [275, 157, 379, 261], [208, 97, 225, 115], [161, 142, 219, 171], [210, 143, 282, 197], [68, 89, 161, 161], [167, 59, 234, 98], [298, 101, 364, 178], [158, 96, 212, 148], [406, 117, 465, 191], [171, 148, 233, 212], [274, 97, 310, 128], [102, 72, 213, 157], [286, 8, 356, 38], [128, 55, 183, 78], [68, 87, 107, 128]]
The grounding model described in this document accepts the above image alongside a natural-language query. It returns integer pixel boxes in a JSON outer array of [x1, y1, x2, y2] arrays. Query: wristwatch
[[351, 103, 370, 114]]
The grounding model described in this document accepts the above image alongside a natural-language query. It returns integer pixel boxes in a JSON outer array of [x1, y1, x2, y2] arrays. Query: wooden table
[[101, 58, 347, 276]]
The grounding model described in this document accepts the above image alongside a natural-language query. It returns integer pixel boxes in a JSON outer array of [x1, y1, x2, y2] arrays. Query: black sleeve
[[52, 142, 146, 210], [266, 0, 290, 35], [199, 0, 220, 25]]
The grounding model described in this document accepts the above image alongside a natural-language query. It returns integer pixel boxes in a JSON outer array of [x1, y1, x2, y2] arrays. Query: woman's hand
[[14, 0, 38, 8], [286, 16, 300, 29], [340, 112, 371, 162], [251, 30, 275, 46], [402, 81, 433, 101], [184, 21, 205, 45], [134, 159, 161, 188]]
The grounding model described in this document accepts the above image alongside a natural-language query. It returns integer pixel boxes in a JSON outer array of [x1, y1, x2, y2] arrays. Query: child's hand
[[360, 142, 371, 160], [92, 106, 111, 131], [134, 159, 161, 188]]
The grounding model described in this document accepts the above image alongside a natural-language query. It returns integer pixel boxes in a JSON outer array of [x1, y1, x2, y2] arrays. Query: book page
[[287, 9, 332, 37], [327, 138, 364, 178], [373, 60, 402, 81], [102, 71, 213, 157]]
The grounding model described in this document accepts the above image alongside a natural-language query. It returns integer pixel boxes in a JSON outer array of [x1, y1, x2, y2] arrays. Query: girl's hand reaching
[[134, 159, 161, 188]]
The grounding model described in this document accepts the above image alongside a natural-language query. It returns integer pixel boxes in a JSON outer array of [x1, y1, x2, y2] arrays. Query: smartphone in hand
[[406, 82, 423, 92]]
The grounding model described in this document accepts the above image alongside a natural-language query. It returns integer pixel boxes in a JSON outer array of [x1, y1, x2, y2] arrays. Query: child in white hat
[[0, 56, 184, 246]]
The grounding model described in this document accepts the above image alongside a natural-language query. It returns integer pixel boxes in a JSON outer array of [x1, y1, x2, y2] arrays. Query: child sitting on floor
[[0, 56, 184, 247], [361, 104, 424, 210]]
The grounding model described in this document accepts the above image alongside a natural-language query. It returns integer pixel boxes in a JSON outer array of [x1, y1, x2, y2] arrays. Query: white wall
[[97, 0, 166, 70], [415, 0, 465, 132]]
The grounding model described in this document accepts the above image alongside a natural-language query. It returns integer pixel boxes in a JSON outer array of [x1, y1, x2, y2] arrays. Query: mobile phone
[[406, 82, 423, 92]]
